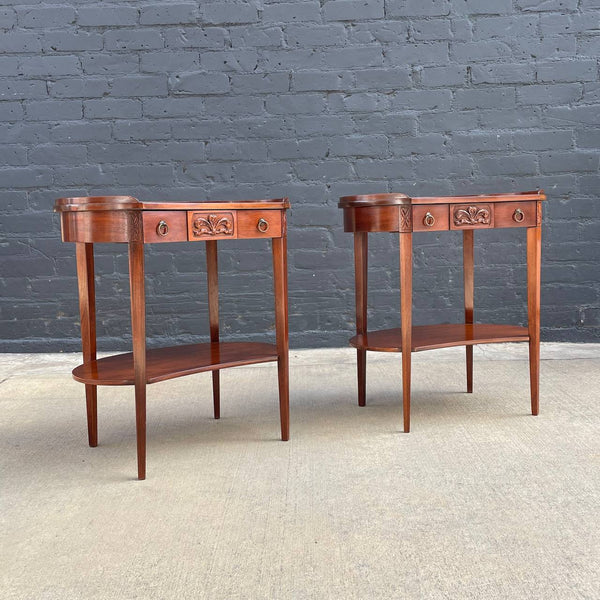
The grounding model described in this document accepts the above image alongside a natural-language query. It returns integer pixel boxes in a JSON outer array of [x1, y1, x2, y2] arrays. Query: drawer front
[[343, 206, 403, 232], [187, 211, 236, 241], [450, 203, 493, 230], [143, 211, 187, 243], [237, 210, 283, 239], [494, 201, 537, 228], [412, 205, 449, 232]]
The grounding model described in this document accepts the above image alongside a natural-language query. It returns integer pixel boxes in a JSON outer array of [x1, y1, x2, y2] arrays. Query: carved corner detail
[[128, 211, 143, 241], [399, 206, 412, 232]]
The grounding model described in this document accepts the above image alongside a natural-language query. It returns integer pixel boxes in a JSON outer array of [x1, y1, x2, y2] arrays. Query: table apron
[[342, 201, 540, 233], [60, 209, 285, 243]]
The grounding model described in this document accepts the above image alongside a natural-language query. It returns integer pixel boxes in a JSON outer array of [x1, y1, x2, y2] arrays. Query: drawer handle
[[423, 212, 435, 227], [513, 208, 525, 223], [156, 220, 169, 237], [257, 218, 269, 233]]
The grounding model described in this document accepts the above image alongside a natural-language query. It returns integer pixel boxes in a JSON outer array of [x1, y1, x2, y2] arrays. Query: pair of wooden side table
[[55, 190, 545, 479]]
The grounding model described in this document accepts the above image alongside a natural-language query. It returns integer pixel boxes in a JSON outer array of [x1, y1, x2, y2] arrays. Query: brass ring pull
[[156, 220, 169, 237], [257, 218, 269, 233], [423, 212, 435, 227], [513, 208, 524, 223]]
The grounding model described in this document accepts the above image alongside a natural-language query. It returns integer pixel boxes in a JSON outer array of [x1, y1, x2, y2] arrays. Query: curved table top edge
[[339, 190, 546, 207], [54, 196, 290, 212]]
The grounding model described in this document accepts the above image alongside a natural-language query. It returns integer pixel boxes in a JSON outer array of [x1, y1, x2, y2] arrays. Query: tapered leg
[[527, 225, 542, 416], [75, 243, 98, 447], [354, 232, 368, 406], [129, 242, 146, 480], [400, 233, 412, 433], [463, 230, 474, 393], [272, 236, 289, 441], [206, 241, 220, 419]]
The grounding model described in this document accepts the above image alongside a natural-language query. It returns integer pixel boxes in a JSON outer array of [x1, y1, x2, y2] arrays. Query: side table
[[55, 196, 290, 479], [338, 190, 546, 432]]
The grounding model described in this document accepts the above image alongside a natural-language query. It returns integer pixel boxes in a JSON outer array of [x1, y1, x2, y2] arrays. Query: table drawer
[[450, 203, 493, 230], [413, 205, 449, 232], [237, 210, 282, 239], [143, 211, 187, 243], [494, 201, 537, 228], [187, 210, 236, 241]]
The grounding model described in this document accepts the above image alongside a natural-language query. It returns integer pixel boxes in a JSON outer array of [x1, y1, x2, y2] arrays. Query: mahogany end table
[[55, 196, 290, 480], [338, 190, 546, 432]]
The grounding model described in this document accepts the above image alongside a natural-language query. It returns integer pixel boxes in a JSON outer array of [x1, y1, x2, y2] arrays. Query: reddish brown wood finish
[[72, 342, 279, 385], [56, 196, 141, 212], [340, 191, 546, 234], [61, 210, 142, 243], [128, 241, 146, 480], [400, 233, 412, 433], [188, 211, 235, 240], [339, 194, 411, 207], [56, 196, 289, 212], [402, 191, 542, 205], [527, 224, 542, 415], [206, 240, 220, 420], [494, 201, 537, 228], [237, 210, 283, 239], [463, 230, 474, 393], [75, 243, 98, 447], [340, 190, 545, 431], [56, 196, 289, 480], [272, 235, 290, 441], [143, 211, 187, 243], [450, 204, 494, 230], [412, 204, 449, 232], [56, 196, 290, 245], [339, 191, 542, 207], [354, 232, 368, 407], [343, 205, 403, 233], [350, 324, 530, 352]]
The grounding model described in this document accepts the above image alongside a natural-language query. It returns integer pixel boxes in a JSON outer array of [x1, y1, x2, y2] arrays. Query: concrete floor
[[1, 344, 599, 599]]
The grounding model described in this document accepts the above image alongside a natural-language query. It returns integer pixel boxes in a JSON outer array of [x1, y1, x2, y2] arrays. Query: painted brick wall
[[1, 0, 599, 351]]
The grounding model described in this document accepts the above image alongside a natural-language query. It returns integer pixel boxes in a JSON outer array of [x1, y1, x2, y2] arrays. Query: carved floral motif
[[192, 213, 233, 237], [453, 205, 491, 226]]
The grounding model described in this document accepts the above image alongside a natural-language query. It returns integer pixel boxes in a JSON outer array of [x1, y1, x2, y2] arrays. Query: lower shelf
[[350, 323, 529, 353], [72, 342, 279, 386]]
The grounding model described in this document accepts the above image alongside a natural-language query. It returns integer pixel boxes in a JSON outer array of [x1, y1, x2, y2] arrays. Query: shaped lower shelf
[[72, 341, 279, 386], [350, 323, 529, 353]]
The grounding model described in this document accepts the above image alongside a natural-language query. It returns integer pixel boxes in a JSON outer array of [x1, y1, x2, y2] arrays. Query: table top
[[338, 190, 546, 208], [54, 196, 290, 212]]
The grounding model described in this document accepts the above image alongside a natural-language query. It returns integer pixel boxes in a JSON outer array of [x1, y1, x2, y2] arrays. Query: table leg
[[354, 232, 368, 407], [75, 243, 98, 447], [463, 230, 474, 393], [128, 241, 147, 480], [272, 236, 289, 441], [206, 241, 220, 420], [527, 224, 542, 416], [400, 233, 412, 433]]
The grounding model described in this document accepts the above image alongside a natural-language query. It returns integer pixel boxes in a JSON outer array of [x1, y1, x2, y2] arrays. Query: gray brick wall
[[1, 0, 599, 351]]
